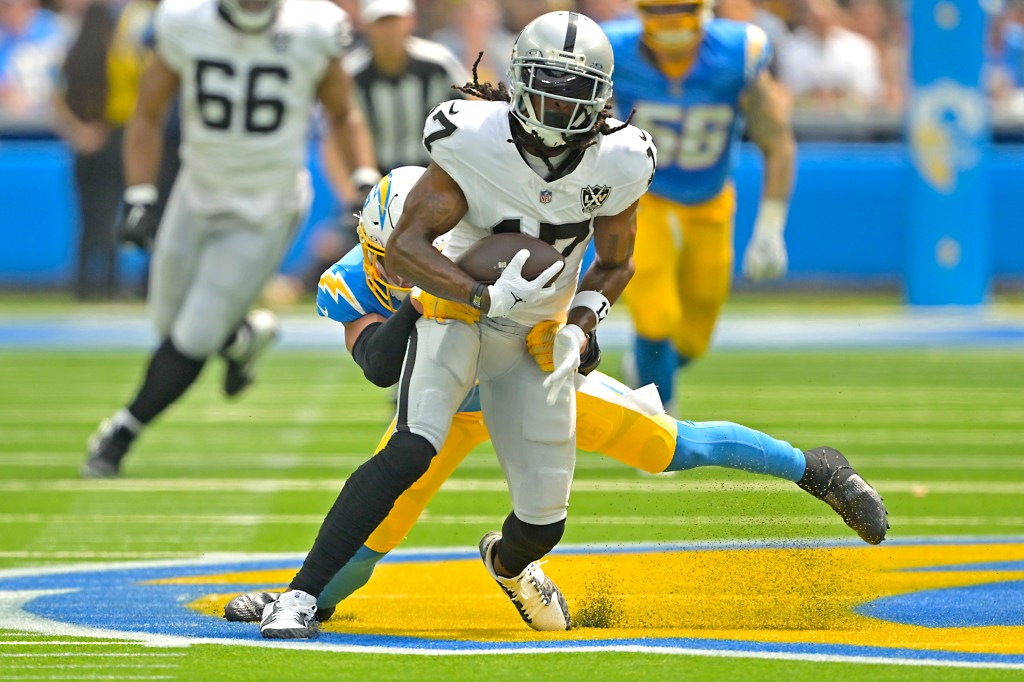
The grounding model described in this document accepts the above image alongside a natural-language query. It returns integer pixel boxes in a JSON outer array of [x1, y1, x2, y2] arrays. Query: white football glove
[[742, 198, 789, 282], [542, 324, 586, 405], [742, 231, 788, 281], [485, 249, 564, 318]]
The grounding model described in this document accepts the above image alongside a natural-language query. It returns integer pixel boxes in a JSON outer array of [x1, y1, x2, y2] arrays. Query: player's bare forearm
[[333, 104, 376, 173], [319, 62, 376, 173], [124, 117, 164, 186], [743, 72, 795, 202], [572, 202, 638, 333], [319, 130, 356, 204], [124, 56, 178, 186], [388, 163, 477, 303]]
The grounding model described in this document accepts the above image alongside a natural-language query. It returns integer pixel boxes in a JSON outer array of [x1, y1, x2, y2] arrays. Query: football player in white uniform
[[223, 166, 887, 631], [260, 11, 657, 638], [81, 0, 377, 478]]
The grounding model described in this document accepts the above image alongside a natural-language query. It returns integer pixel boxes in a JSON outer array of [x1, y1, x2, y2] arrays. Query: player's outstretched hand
[[742, 231, 788, 282], [485, 249, 563, 318], [117, 184, 161, 250], [542, 324, 586, 405], [412, 287, 480, 325]]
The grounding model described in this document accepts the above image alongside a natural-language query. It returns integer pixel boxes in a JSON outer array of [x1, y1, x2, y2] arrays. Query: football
[[455, 233, 564, 284]]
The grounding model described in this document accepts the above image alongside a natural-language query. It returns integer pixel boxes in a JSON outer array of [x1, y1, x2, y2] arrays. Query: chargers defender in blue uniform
[[605, 0, 796, 409], [224, 167, 887, 631]]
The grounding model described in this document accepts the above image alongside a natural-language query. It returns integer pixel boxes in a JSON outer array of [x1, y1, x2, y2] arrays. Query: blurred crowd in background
[[3, 0, 1024, 129], [1, 0, 1015, 300]]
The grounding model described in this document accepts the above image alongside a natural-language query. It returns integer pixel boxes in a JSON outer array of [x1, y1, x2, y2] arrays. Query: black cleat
[[224, 591, 336, 623], [80, 419, 135, 478], [224, 591, 280, 622], [798, 446, 889, 544], [223, 310, 279, 398]]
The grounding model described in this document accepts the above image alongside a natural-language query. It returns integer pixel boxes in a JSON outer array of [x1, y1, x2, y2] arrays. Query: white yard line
[[0, 671, 173, 675], [0, 654, 183, 658], [0, 515, 1021, 552], [0, 642, 148, 646], [1, 642, 1022, 671], [0, 671, 172, 675], [0, 552, 257, 559], [6, 453, 1024, 471], [1, 478, 1023, 494], [1, 665, 177, 669]]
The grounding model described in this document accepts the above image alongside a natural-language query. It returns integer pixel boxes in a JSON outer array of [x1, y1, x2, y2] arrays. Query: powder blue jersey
[[603, 18, 771, 205], [316, 246, 396, 324]]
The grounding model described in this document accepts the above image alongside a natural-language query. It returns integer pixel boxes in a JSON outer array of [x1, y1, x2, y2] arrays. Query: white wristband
[[351, 166, 382, 189], [753, 198, 788, 239], [570, 290, 611, 325], [124, 184, 158, 205]]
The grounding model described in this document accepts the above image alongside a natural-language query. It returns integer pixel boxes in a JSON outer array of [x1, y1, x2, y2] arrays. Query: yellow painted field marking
[[180, 543, 1024, 653]]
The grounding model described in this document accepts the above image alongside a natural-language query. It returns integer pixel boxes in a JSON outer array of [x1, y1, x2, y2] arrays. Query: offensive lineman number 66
[[195, 59, 290, 134]]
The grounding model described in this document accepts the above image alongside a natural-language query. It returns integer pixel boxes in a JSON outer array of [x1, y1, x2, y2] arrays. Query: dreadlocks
[[453, 52, 512, 103], [452, 52, 636, 174]]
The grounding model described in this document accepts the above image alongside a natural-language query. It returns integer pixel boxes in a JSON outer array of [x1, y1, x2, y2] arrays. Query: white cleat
[[260, 590, 318, 639], [224, 309, 279, 398], [479, 531, 571, 631]]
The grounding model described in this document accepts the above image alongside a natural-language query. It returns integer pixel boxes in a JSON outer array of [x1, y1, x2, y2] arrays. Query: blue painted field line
[[3, 539, 1024, 665], [2, 312, 1024, 350]]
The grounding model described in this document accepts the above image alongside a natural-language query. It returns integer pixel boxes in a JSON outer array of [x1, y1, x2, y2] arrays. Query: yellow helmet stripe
[[375, 172, 392, 229]]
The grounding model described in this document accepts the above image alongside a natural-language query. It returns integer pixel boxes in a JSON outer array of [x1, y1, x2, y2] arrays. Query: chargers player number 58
[[632, 102, 733, 170]]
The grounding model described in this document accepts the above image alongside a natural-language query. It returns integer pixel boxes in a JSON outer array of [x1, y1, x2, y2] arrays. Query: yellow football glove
[[526, 319, 563, 372], [412, 287, 480, 325]]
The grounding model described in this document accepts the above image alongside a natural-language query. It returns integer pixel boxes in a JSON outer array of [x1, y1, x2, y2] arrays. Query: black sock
[[290, 431, 436, 596], [496, 513, 565, 577], [127, 338, 206, 424]]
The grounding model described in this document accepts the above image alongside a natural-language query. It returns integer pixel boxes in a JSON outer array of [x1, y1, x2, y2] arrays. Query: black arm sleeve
[[578, 330, 602, 376], [351, 297, 422, 387]]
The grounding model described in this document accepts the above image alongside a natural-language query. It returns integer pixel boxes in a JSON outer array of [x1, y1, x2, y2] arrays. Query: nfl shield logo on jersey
[[539, 190, 552, 204], [580, 185, 610, 213]]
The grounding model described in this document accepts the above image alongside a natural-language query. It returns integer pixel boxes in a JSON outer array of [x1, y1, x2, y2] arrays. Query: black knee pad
[[367, 430, 437, 495], [496, 513, 565, 577]]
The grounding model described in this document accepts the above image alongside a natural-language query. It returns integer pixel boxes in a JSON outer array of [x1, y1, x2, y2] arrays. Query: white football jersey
[[155, 0, 350, 222], [423, 100, 657, 326]]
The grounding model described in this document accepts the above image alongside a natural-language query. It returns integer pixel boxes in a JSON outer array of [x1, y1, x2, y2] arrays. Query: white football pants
[[148, 172, 309, 358], [396, 315, 577, 526]]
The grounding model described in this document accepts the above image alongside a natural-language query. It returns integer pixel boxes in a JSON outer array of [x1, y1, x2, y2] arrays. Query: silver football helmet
[[219, 0, 281, 32], [508, 11, 614, 148]]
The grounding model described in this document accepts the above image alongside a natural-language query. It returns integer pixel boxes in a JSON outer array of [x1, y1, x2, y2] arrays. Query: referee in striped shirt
[[346, 0, 470, 171]]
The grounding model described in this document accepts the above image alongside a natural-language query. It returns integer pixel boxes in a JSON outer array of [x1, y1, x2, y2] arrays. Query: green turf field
[[1, 337, 1023, 679]]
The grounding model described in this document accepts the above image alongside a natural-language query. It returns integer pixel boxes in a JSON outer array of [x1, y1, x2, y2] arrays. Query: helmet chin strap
[[510, 115, 566, 157], [529, 125, 569, 150]]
